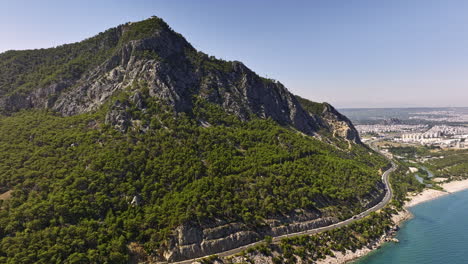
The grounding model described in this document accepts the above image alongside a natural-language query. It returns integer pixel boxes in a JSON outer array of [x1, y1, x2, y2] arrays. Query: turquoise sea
[[355, 189, 468, 264]]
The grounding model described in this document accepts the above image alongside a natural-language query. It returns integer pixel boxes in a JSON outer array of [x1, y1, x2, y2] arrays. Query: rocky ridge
[[0, 17, 360, 144]]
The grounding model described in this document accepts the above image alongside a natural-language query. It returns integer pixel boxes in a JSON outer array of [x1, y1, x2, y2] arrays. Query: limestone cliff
[[0, 17, 360, 143], [163, 182, 385, 262]]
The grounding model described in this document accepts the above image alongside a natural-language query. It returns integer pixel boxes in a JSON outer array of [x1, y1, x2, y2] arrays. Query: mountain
[[0, 17, 360, 144], [0, 17, 387, 263]]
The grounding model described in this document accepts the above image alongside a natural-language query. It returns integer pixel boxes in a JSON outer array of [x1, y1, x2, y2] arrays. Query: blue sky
[[1, 0, 467, 108]]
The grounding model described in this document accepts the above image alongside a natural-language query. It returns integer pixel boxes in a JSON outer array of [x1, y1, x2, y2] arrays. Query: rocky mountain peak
[[0, 16, 361, 144]]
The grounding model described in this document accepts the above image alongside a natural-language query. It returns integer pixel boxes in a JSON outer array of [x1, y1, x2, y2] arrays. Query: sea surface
[[354, 189, 468, 264]]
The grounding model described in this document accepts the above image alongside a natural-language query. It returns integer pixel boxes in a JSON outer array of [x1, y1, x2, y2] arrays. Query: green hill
[[0, 17, 388, 263]]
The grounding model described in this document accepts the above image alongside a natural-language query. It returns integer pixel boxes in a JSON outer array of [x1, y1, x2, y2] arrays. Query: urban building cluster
[[356, 124, 427, 135], [355, 109, 468, 149], [409, 110, 468, 123], [399, 125, 468, 148]]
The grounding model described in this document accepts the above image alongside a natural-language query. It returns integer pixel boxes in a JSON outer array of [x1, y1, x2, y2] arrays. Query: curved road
[[174, 157, 397, 264]]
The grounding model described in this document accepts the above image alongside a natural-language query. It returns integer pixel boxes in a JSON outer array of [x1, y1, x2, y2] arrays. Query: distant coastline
[[317, 178, 468, 264]]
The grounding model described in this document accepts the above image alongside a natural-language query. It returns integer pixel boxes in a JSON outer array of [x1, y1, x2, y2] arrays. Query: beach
[[405, 178, 468, 207], [317, 178, 468, 264]]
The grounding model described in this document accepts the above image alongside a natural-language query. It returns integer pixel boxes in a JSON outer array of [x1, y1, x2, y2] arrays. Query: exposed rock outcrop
[[163, 181, 385, 262], [105, 99, 132, 132], [359, 181, 386, 209], [319, 103, 362, 144], [164, 215, 338, 262], [0, 17, 361, 143]]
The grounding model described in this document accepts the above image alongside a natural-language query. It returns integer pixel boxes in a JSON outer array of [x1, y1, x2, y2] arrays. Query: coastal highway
[[173, 158, 397, 264]]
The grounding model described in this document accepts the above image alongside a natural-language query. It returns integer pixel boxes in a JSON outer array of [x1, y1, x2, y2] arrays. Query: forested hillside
[[0, 17, 389, 263]]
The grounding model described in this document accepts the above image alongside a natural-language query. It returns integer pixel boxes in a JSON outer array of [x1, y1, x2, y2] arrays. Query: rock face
[[164, 214, 338, 262], [319, 103, 362, 144], [0, 17, 360, 142], [164, 182, 385, 262]]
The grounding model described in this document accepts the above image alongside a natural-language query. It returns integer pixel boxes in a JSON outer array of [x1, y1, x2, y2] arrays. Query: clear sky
[[1, 0, 467, 108]]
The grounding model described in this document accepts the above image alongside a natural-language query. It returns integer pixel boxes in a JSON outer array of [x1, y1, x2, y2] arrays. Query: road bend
[[173, 154, 397, 264]]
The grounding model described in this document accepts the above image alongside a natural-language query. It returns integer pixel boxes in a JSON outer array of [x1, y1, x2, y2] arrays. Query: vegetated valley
[[0, 17, 395, 263]]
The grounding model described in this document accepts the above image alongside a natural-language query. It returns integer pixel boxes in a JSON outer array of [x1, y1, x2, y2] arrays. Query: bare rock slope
[[0, 17, 360, 143]]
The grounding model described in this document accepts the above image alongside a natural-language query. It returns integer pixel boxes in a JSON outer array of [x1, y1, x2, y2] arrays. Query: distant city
[[341, 107, 468, 149]]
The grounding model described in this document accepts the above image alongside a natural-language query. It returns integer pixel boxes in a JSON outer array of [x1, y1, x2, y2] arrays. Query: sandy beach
[[317, 178, 468, 264], [405, 178, 468, 208]]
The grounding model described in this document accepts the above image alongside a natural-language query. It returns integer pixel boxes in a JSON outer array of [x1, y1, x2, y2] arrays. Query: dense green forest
[[0, 16, 395, 263], [388, 146, 468, 180], [0, 88, 389, 263], [295, 96, 325, 115], [423, 149, 468, 179], [240, 209, 394, 264], [223, 158, 424, 264]]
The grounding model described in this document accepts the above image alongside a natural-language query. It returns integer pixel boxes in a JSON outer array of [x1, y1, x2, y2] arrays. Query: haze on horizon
[[1, 0, 467, 108]]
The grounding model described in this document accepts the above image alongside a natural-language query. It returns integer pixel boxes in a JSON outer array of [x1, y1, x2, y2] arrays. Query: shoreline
[[405, 178, 468, 208], [317, 178, 468, 264], [316, 210, 412, 264]]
